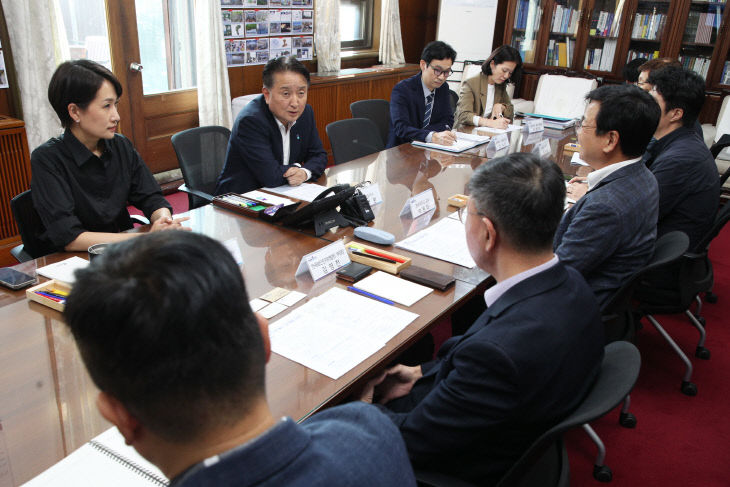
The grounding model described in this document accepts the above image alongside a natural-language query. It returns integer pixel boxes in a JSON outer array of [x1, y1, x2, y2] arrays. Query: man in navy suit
[[556, 84, 661, 306], [215, 56, 327, 195], [643, 66, 719, 250], [358, 153, 605, 485], [387, 41, 457, 148]]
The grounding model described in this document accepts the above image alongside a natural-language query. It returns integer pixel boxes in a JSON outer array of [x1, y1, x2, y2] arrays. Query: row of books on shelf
[[590, 10, 622, 37], [512, 37, 536, 63], [679, 54, 711, 78], [683, 9, 722, 44], [545, 37, 575, 67], [584, 39, 618, 71], [627, 49, 659, 61], [631, 10, 666, 40], [721, 61, 730, 84], [551, 4, 580, 35], [514, 0, 542, 30]]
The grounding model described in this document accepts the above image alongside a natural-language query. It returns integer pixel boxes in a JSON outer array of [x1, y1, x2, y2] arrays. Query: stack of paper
[[395, 217, 477, 268], [268, 287, 418, 379], [412, 132, 490, 153]]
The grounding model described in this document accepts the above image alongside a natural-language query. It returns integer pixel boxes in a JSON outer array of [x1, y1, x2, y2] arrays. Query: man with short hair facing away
[[358, 153, 604, 485], [215, 55, 327, 195], [387, 41, 458, 148], [63, 232, 417, 486], [643, 66, 719, 250], [554, 84, 660, 306]]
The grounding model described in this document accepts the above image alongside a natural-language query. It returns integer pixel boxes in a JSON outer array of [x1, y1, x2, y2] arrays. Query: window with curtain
[[339, 0, 374, 50]]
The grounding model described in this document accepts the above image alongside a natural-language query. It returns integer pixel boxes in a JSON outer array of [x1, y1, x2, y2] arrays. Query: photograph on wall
[[231, 23, 246, 37], [228, 52, 247, 66], [0, 52, 7, 89], [270, 0, 293, 6], [226, 39, 246, 54], [292, 0, 313, 6], [270, 36, 292, 58], [221, 0, 244, 5], [231, 10, 243, 22], [291, 36, 313, 60]]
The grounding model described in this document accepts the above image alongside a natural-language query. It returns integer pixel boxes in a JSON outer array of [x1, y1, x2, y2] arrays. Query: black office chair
[[171, 125, 231, 210], [326, 118, 384, 165], [415, 341, 642, 486], [601, 231, 690, 344], [448, 89, 458, 115], [10, 190, 55, 262], [633, 204, 730, 396], [350, 99, 390, 149]]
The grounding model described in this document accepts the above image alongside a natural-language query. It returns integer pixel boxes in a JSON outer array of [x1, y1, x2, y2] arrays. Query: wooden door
[[105, 0, 198, 175]]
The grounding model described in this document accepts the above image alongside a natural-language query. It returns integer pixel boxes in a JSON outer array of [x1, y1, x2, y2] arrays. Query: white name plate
[[525, 118, 545, 133], [359, 183, 383, 206], [400, 188, 436, 218], [295, 240, 350, 281], [490, 133, 510, 151], [532, 138, 552, 158]]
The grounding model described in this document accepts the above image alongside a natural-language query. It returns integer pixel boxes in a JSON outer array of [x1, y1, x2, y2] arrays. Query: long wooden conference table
[[0, 125, 578, 485]]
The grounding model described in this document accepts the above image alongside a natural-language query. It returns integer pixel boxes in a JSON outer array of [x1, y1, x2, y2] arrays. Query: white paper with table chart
[[395, 217, 477, 268], [268, 287, 419, 379]]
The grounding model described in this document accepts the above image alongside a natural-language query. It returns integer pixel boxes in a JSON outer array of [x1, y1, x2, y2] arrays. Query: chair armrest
[[130, 214, 150, 225], [10, 244, 33, 263], [178, 183, 215, 204]]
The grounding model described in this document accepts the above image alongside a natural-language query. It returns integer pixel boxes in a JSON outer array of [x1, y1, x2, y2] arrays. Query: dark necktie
[[423, 93, 434, 128]]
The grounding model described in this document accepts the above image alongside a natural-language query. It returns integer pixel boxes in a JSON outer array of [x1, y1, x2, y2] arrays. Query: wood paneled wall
[[398, 0, 440, 64]]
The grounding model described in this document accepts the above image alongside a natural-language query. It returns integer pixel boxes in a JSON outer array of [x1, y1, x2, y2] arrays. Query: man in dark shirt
[[358, 153, 604, 484], [63, 232, 416, 487], [643, 66, 720, 249], [215, 56, 327, 195]]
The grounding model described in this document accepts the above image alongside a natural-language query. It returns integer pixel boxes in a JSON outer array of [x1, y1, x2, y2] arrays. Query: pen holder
[[346, 242, 411, 275], [26, 279, 71, 312], [447, 194, 468, 208], [212, 192, 299, 220]]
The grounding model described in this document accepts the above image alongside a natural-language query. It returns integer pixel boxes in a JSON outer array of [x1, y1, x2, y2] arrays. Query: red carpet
[[567, 223, 730, 486]]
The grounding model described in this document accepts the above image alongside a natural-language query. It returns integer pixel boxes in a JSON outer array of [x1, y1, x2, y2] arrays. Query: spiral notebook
[[22, 428, 169, 486]]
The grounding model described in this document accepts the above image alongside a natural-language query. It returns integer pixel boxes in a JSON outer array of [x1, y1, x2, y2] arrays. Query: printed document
[[268, 287, 418, 379], [396, 217, 477, 268]]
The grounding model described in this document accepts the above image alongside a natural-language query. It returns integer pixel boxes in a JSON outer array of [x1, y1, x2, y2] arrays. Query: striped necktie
[[423, 93, 434, 128]]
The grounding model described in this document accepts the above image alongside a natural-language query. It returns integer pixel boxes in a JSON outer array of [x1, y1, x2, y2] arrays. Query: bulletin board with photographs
[[221, 0, 314, 67]]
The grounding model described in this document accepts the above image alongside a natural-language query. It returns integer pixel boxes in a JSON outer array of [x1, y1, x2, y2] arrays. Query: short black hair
[[622, 57, 647, 83], [585, 84, 660, 157], [48, 60, 123, 129], [64, 232, 266, 442], [262, 55, 310, 89], [420, 41, 457, 65], [648, 66, 706, 127], [468, 153, 565, 253], [481, 45, 523, 85]]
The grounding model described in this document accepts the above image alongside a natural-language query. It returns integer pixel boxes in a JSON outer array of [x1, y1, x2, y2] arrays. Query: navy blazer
[[642, 126, 719, 250], [554, 161, 659, 306], [378, 262, 604, 485], [215, 95, 327, 195], [387, 73, 454, 148]]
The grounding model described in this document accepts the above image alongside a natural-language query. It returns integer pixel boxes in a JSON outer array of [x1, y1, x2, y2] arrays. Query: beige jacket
[[454, 73, 514, 129]]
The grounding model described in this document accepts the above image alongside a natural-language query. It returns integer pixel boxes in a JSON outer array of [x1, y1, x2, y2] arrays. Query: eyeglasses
[[575, 118, 596, 131], [457, 203, 482, 224], [429, 64, 453, 78]]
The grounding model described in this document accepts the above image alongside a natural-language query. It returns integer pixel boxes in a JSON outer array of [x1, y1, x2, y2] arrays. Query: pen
[[364, 248, 406, 263], [346, 286, 395, 305], [35, 291, 65, 302], [351, 250, 397, 264]]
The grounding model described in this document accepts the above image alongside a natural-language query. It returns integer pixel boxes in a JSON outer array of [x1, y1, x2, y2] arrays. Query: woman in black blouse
[[31, 60, 188, 252]]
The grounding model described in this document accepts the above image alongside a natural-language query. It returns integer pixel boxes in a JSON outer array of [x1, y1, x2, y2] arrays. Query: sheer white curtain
[[195, 0, 233, 129], [379, 0, 405, 65], [2, 0, 69, 150], [315, 0, 340, 72]]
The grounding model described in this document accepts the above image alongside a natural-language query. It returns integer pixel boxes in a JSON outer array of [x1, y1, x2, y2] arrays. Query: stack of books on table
[[517, 112, 576, 130]]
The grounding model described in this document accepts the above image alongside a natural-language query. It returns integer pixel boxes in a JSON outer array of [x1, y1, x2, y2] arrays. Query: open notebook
[[411, 131, 490, 153], [22, 428, 168, 486]]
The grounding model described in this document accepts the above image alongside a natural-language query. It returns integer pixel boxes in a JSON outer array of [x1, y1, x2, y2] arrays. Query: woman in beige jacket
[[455, 45, 523, 130]]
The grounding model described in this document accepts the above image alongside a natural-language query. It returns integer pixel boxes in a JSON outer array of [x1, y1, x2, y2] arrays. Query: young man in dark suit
[[555, 84, 661, 306], [386, 41, 457, 148], [215, 56, 327, 195], [358, 153, 605, 485], [63, 232, 417, 487], [643, 66, 720, 250]]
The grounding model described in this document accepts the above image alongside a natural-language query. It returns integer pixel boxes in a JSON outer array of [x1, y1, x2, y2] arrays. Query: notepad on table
[[354, 271, 433, 306], [36, 256, 89, 284], [22, 427, 168, 486], [412, 132, 490, 153]]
